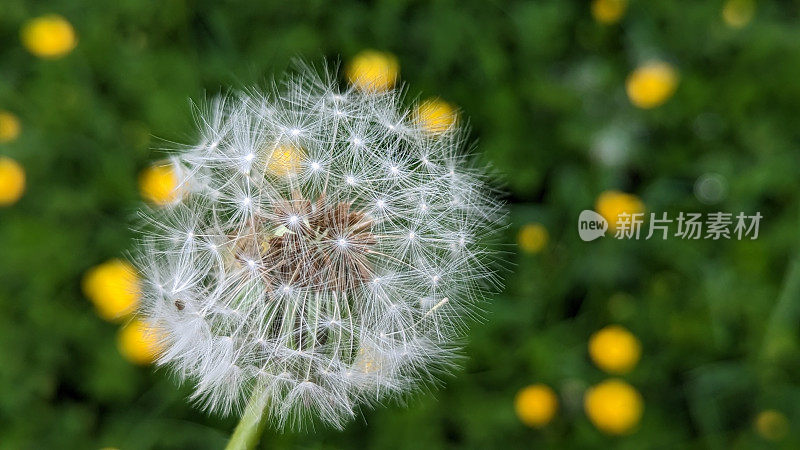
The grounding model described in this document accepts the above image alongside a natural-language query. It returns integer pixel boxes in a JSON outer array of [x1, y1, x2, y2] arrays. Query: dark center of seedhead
[[234, 192, 376, 293]]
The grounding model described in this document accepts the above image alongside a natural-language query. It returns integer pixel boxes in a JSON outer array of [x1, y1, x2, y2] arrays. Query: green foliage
[[2, 0, 800, 448]]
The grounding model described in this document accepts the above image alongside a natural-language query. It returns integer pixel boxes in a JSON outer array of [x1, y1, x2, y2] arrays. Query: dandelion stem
[[224, 390, 269, 450]]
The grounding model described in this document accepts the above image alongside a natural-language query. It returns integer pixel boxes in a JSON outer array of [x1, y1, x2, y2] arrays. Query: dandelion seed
[[134, 62, 504, 430]]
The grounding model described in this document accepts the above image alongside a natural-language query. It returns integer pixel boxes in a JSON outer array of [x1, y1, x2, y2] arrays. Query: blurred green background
[[2, 0, 800, 448]]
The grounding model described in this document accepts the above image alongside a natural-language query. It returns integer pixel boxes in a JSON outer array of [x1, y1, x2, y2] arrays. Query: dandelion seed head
[[134, 62, 504, 430]]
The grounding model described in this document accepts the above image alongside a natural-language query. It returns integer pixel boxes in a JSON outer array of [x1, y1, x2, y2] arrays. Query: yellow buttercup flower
[[0, 111, 21, 143], [117, 320, 164, 365], [584, 379, 643, 435], [414, 97, 458, 135], [755, 410, 789, 442], [626, 62, 678, 109], [266, 144, 304, 177], [517, 223, 549, 254], [0, 157, 25, 206], [591, 0, 628, 25], [139, 163, 181, 206], [589, 325, 641, 374], [82, 259, 140, 322], [346, 50, 399, 93], [595, 190, 644, 231], [20, 15, 77, 59], [514, 384, 558, 428], [722, 0, 755, 28]]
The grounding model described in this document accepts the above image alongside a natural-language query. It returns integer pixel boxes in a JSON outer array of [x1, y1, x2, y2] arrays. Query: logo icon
[[578, 210, 608, 241]]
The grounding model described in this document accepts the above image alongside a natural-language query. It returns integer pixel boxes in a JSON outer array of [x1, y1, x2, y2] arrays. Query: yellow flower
[[595, 190, 644, 231], [626, 62, 678, 109], [346, 50, 399, 93], [266, 144, 304, 177], [117, 320, 164, 365], [514, 384, 558, 428], [82, 259, 140, 322], [722, 0, 755, 28], [139, 163, 181, 206], [755, 410, 789, 442], [589, 325, 641, 374], [517, 223, 549, 254], [0, 157, 25, 206], [353, 346, 383, 374], [0, 111, 21, 143], [584, 379, 643, 435], [591, 0, 628, 25], [414, 97, 458, 135], [20, 14, 77, 59]]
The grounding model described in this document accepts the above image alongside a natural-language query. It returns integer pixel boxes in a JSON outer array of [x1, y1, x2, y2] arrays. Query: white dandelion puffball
[[135, 65, 504, 430]]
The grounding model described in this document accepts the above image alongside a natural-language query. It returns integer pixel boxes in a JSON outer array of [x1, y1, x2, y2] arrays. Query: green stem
[[760, 256, 800, 363], [224, 390, 269, 450]]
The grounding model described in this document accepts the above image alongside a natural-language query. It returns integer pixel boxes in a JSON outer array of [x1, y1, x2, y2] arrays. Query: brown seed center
[[235, 194, 376, 293]]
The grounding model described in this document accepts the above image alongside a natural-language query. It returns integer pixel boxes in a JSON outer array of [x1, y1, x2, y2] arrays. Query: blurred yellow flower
[[591, 0, 628, 25], [353, 346, 383, 374], [595, 190, 644, 231], [626, 62, 678, 109], [346, 50, 399, 93], [20, 14, 77, 59], [117, 320, 164, 365], [139, 163, 181, 206], [0, 156, 25, 206], [722, 0, 755, 28], [589, 325, 641, 374], [0, 111, 21, 143], [755, 409, 789, 442], [82, 259, 140, 322], [584, 379, 643, 435], [517, 223, 549, 254], [266, 145, 304, 177], [414, 97, 458, 135], [514, 384, 558, 428]]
